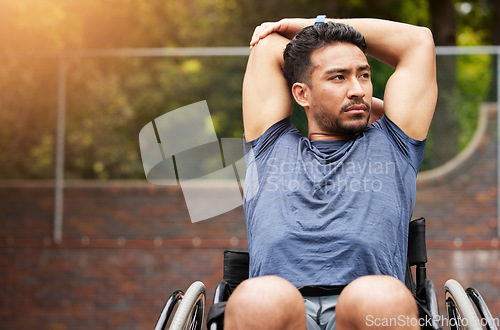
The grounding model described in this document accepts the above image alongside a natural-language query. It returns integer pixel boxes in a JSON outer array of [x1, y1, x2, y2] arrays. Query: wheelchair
[[155, 217, 497, 330]]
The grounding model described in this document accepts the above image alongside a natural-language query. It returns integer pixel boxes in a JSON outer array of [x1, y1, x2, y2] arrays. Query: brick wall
[[1, 106, 499, 329], [0, 182, 247, 329]]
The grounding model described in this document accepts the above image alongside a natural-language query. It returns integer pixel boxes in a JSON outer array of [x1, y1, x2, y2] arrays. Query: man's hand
[[250, 19, 313, 48], [250, 21, 287, 48]]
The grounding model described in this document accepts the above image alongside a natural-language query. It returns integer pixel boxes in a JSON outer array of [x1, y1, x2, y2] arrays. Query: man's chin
[[339, 124, 367, 136], [340, 116, 370, 134], [315, 111, 370, 136]]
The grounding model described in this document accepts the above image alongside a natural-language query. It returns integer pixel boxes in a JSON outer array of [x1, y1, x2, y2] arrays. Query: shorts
[[303, 295, 339, 330]]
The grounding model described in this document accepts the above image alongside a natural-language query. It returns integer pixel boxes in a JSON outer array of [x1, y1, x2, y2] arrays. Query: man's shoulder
[[247, 117, 301, 146], [363, 115, 427, 171], [245, 117, 302, 159], [366, 115, 422, 142]]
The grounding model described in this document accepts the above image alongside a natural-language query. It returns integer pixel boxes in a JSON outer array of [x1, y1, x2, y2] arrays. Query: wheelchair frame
[[157, 217, 496, 330]]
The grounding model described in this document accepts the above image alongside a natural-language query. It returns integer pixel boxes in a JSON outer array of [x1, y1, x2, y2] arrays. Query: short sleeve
[[371, 116, 427, 172], [244, 117, 298, 160]]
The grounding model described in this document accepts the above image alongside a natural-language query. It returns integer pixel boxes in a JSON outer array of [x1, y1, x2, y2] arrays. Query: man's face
[[306, 43, 373, 137]]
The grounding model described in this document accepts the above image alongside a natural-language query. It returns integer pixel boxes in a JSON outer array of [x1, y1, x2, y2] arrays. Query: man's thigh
[[304, 295, 339, 330]]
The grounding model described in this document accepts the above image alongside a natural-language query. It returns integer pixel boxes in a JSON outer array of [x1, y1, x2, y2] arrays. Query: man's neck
[[308, 132, 359, 141]]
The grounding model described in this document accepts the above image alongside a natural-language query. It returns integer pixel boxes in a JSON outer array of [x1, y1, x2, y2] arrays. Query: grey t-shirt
[[243, 115, 426, 287]]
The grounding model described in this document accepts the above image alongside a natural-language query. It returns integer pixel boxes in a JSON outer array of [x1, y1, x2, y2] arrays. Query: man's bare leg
[[224, 275, 307, 330], [336, 275, 420, 329]]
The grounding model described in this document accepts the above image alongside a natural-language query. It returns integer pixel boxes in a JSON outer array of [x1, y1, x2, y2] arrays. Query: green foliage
[[456, 0, 496, 45], [0, 0, 496, 179], [456, 54, 492, 149], [0, 56, 58, 179], [399, 0, 430, 25], [62, 55, 246, 179]]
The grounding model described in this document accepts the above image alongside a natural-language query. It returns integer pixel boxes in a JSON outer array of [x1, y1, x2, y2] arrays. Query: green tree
[[0, 0, 497, 179]]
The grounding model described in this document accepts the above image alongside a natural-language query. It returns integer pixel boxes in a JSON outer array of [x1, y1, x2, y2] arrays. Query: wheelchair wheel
[[444, 279, 482, 330], [170, 281, 206, 330]]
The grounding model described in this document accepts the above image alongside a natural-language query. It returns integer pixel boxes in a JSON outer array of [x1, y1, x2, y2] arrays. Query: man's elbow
[[249, 33, 288, 68], [251, 33, 285, 54], [415, 26, 436, 53]]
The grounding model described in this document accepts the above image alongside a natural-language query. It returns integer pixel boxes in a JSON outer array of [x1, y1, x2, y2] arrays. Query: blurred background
[[0, 0, 499, 328]]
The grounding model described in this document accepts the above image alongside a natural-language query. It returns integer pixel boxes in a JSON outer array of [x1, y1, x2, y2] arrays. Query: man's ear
[[292, 82, 310, 108]]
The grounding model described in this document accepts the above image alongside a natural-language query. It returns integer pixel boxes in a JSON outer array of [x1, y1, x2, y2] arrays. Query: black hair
[[283, 22, 367, 88]]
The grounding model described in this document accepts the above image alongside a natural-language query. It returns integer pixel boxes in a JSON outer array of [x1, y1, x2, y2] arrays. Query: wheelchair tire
[[444, 279, 482, 330], [170, 281, 206, 330]]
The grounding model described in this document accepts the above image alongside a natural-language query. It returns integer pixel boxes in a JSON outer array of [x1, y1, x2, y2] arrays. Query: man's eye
[[330, 75, 344, 81], [360, 73, 371, 79]]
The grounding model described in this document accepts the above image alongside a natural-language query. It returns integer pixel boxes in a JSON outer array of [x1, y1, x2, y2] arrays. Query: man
[[225, 17, 437, 329]]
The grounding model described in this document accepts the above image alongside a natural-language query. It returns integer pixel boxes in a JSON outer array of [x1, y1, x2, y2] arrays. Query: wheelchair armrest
[[408, 217, 427, 266], [223, 250, 250, 293]]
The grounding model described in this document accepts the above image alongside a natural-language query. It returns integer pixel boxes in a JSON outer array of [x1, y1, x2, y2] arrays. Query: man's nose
[[347, 78, 366, 99]]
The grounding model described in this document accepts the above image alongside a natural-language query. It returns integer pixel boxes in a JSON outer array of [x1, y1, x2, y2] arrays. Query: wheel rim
[[183, 298, 205, 330], [445, 293, 467, 330]]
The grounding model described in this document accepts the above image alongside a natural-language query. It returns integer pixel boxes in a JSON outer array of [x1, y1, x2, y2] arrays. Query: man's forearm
[[252, 17, 434, 69], [329, 18, 434, 67]]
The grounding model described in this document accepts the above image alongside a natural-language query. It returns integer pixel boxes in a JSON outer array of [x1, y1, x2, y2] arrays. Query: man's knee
[[336, 275, 419, 329], [224, 275, 306, 329]]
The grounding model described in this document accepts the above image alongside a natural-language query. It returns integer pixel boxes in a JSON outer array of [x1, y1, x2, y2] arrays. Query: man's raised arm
[[251, 18, 437, 141], [341, 19, 437, 140], [242, 33, 293, 142]]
